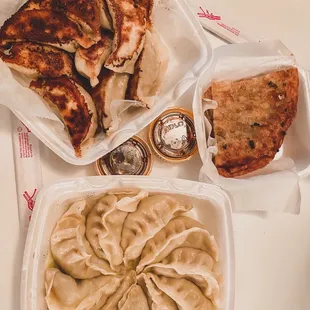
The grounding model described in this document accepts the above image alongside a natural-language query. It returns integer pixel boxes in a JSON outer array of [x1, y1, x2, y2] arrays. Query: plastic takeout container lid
[[21, 176, 235, 310]]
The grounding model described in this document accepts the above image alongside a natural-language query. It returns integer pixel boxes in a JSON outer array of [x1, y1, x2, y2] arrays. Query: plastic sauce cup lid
[[148, 107, 198, 163], [95, 136, 152, 175]]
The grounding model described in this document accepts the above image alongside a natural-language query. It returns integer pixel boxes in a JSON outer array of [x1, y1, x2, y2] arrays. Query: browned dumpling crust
[[0, 42, 77, 79], [30, 77, 97, 156], [0, 9, 94, 52]]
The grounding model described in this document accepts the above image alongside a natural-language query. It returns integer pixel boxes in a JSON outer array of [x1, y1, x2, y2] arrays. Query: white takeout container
[[21, 176, 235, 310], [0, 0, 212, 165], [193, 41, 309, 213]]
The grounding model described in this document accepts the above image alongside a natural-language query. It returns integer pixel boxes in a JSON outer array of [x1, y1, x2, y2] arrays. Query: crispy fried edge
[[212, 67, 299, 178]]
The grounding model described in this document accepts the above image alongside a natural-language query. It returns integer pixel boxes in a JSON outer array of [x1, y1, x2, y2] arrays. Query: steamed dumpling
[[112, 190, 149, 212], [118, 285, 149, 310], [144, 248, 219, 306], [51, 200, 115, 279], [144, 247, 215, 275], [45, 268, 122, 310], [101, 270, 137, 310], [121, 195, 192, 268], [86, 195, 123, 268], [137, 216, 219, 272], [149, 267, 220, 308], [86, 191, 148, 269], [137, 273, 178, 310], [148, 274, 214, 310]]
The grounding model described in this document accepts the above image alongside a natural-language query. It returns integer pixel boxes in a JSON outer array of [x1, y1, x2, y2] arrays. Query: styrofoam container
[[192, 41, 308, 213], [21, 176, 234, 310], [1, 0, 212, 165]]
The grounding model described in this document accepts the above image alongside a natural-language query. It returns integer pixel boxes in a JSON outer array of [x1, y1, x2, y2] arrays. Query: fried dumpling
[[45, 268, 123, 310], [90, 68, 129, 131], [148, 274, 214, 310], [0, 9, 94, 52], [137, 216, 219, 272], [101, 270, 137, 310], [0, 42, 76, 79], [118, 285, 149, 310], [30, 77, 97, 157], [135, 0, 153, 26], [137, 273, 178, 310], [86, 191, 148, 269], [144, 248, 219, 306], [121, 195, 192, 268], [98, 0, 113, 30], [22, 0, 101, 42], [104, 0, 147, 73], [75, 30, 113, 87], [126, 29, 168, 108], [49, 200, 115, 279]]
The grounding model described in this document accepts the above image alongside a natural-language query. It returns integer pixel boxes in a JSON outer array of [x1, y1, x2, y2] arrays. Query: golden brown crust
[[209, 67, 299, 178], [0, 42, 76, 78], [125, 52, 143, 101], [135, 0, 153, 26], [22, 0, 101, 41], [99, 0, 113, 29], [104, 0, 146, 72], [77, 30, 113, 66], [0, 9, 94, 50], [90, 68, 114, 130], [30, 77, 93, 156]]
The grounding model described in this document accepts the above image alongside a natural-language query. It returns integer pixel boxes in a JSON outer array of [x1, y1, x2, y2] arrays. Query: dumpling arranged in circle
[[46, 191, 222, 309]]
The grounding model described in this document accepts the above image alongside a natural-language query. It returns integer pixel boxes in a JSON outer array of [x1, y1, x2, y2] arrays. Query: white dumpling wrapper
[[148, 274, 214, 310], [101, 270, 137, 310], [50, 200, 115, 279], [86, 191, 148, 269], [45, 268, 122, 310], [118, 285, 149, 310], [121, 195, 192, 268], [144, 247, 220, 306], [137, 273, 178, 310], [137, 216, 219, 274]]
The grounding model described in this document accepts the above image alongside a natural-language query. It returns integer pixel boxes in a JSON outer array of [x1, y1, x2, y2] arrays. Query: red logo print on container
[[22, 122, 31, 133], [23, 189, 37, 221], [198, 7, 221, 21]]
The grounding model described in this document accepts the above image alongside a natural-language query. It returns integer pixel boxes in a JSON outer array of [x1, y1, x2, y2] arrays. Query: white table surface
[[1, 1, 310, 309]]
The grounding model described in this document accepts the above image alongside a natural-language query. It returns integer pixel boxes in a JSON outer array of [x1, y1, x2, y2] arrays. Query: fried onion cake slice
[[22, 0, 101, 42], [75, 30, 113, 87], [91, 68, 129, 131], [0, 42, 76, 79], [0, 9, 94, 52], [205, 67, 299, 178], [30, 77, 98, 156], [126, 29, 168, 108], [104, 0, 147, 74]]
